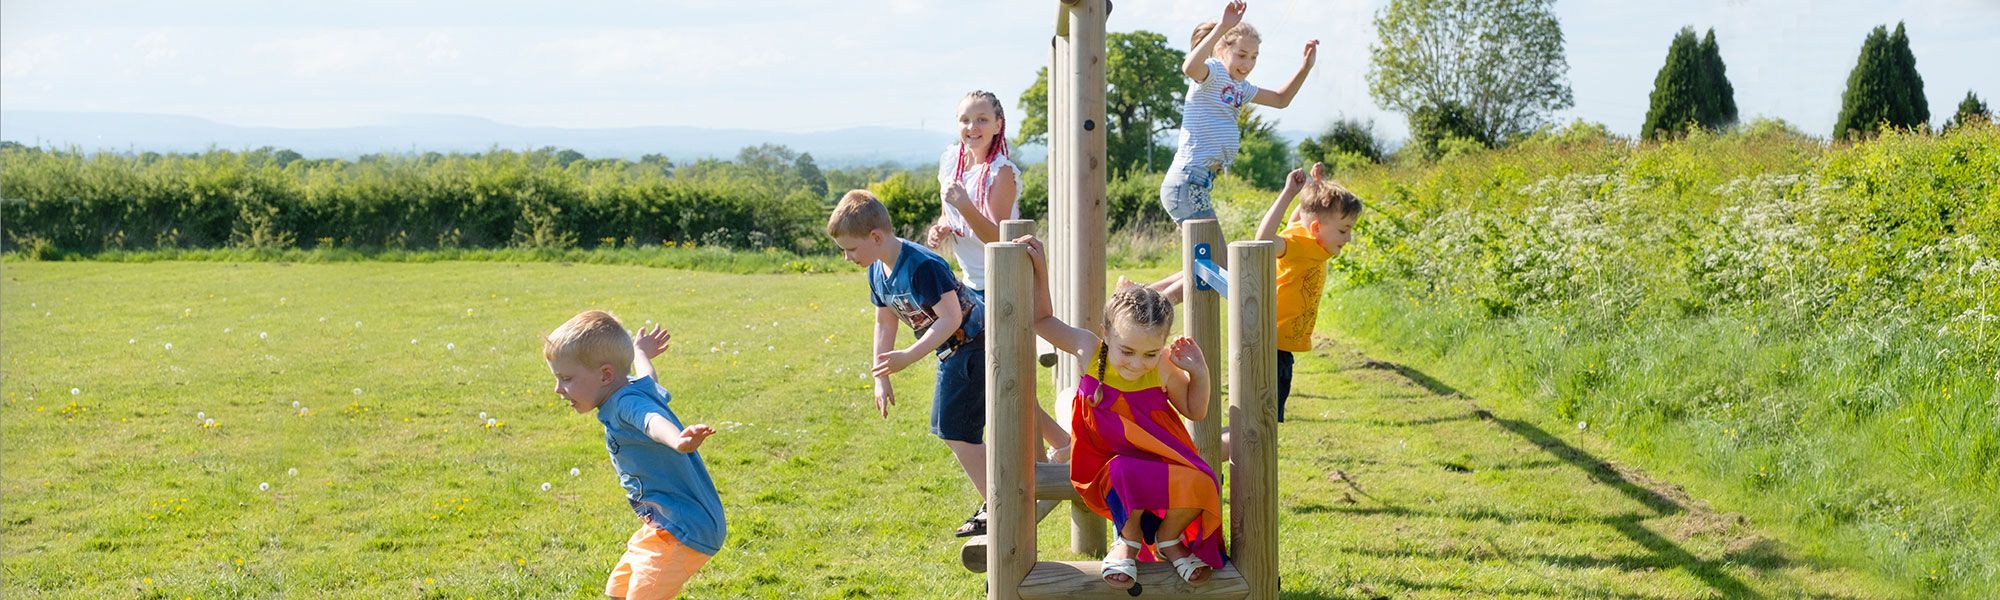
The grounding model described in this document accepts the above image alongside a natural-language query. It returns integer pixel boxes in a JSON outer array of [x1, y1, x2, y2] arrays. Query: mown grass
[[4, 261, 1896, 598]]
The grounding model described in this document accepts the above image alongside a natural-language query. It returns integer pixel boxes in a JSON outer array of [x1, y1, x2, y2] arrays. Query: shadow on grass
[[1353, 358, 1769, 600]]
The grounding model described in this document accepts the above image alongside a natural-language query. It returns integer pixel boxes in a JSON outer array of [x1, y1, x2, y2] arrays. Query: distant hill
[[0, 111, 1054, 169]]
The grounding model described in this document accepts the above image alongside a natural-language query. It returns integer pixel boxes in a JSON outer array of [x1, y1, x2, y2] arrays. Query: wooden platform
[[1017, 561, 1248, 599]]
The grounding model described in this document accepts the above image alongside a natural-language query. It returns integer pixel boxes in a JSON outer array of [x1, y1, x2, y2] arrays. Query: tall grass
[[1208, 121, 2000, 596]]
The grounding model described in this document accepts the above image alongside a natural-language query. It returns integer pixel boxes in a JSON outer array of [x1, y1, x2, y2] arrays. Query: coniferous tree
[[1887, 23, 1930, 130], [1835, 26, 1893, 140], [1698, 29, 1738, 128], [1642, 28, 1704, 141], [1942, 91, 1991, 132]]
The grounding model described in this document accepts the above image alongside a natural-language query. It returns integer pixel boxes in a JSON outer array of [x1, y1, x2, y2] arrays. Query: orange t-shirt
[[1274, 224, 1332, 352]]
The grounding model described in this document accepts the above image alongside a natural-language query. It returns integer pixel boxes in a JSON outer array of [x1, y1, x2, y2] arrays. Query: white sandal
[[1155, 537, 1212, 585], [1101, 536, 1142, 589]]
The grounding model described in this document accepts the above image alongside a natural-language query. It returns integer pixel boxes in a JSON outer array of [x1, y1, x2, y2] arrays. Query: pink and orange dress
[[1068, 353, 1226, 568]]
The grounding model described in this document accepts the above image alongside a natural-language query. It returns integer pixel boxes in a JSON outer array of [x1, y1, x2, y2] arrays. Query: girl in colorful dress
[[1015, 236, 1225, 589]]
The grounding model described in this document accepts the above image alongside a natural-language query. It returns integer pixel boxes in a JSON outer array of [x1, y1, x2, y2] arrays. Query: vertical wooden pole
[[1058, 0, 1110, 559], [986, 241, 1035, 600], [1227, 240, 1278, 598], [1182, 219, 1225, 471]]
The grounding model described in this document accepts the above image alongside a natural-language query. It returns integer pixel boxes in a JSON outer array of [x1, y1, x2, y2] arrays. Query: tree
[[1698, 29, 1738, 128], [792, 152, 827, 199], [1232, 107, 1292, 189], [1836, 23, 1929, 140], [1942, 91, 1992, 132], [1408, 100, 1489, 160], [1641, 28, 1704, 141], [1297, 117, 1385, 165], [1886, 23, 1929, 129], [1368, 0, 1574, 145], [1018, 31, 1186, 174]]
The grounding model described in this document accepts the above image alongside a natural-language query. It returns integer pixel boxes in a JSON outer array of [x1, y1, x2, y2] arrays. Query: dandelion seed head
[[540, 482, 552, 492], [569, 467, 581, 477], [259, 482, 270, 492], [70, 388, 80, 396]]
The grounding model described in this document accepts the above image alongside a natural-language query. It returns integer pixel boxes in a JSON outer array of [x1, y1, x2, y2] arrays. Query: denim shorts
[[932, 338, 987, 444], [1277, 350, 1295, 423], [1159, 166, 1219, 222]]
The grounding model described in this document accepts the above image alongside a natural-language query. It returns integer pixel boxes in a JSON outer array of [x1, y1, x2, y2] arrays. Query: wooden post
[[1056, 0, 1110, 559], [1182, 219, 1226, 470], [1227, 240, 1278, 598], [986, 241, 1036, 600]]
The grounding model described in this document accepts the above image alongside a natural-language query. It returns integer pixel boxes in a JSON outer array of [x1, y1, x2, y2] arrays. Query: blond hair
[[1191, 21, 1262, 56], [543, 310, 634, 376], [826, 189, 893, 238], [1297, 179, 1363, 220]]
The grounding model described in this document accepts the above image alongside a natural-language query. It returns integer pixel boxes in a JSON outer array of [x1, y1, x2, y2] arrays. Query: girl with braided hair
[[928, 91, 1077, 471], [927, 90, 1020, 294], [1014, 235, 1225, 589]]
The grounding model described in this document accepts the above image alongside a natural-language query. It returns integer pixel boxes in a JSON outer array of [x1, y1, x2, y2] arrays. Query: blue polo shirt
[[869, 238, 984, 357], [597, 375, 727, 555]]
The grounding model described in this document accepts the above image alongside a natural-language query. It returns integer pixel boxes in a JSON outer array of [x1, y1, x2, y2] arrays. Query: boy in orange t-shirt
[[1255, 162, 1362, 421]]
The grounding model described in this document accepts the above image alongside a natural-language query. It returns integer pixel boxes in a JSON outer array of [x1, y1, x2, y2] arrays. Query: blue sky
[[3, 0, 1996, 141]]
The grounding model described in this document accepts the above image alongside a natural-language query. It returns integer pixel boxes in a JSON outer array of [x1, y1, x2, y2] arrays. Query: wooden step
[[1017, 561, 1248, 599], [1035, 462, 1081, 502]]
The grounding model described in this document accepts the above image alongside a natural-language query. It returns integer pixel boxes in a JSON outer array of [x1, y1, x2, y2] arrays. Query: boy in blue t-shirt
[[827, 189, 997, 537], [544, 310, 725, 599]]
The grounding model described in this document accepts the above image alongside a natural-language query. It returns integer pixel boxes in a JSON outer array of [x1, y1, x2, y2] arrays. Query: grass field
[[2, 261, 1897, 598]]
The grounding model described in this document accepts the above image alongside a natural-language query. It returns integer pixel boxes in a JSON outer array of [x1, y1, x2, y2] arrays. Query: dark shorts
[[933, 339, 987, 444], [1277, 350, 1295, 423]]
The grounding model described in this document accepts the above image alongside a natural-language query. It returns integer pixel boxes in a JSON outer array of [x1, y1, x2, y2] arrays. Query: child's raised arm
[[1256, 163, 1320, 258], [1184, 1, 1247, 81], [1162, 337, 1213, 421], [1015, 235, 1100, 355], [631, 324, 671, 380], [1252, 39, 1318, 108]]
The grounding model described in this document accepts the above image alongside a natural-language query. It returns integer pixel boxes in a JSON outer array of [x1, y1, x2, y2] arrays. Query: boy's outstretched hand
[[873, 350, 919, 379], [1168, 336, 1208, 376], [676, 424, 717, 452], [873, 377, 896, 418], [634, 324, 672, 359], [1302, 39, 1319, 69]]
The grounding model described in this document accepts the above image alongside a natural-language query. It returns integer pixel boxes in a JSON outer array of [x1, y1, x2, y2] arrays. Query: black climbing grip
[[1084, 119, 1097, 131], [1127, 581, 1143, 596]]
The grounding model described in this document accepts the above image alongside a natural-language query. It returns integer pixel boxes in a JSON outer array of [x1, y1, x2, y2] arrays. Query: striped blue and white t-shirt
[[1167, 57, 1260, 176]]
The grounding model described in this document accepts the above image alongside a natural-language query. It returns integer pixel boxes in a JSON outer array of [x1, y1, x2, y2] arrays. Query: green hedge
[[1, 148, 827, 255]]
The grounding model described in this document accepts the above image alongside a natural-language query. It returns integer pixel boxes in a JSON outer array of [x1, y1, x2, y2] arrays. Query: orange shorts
[[604, 524, 712, 600]]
